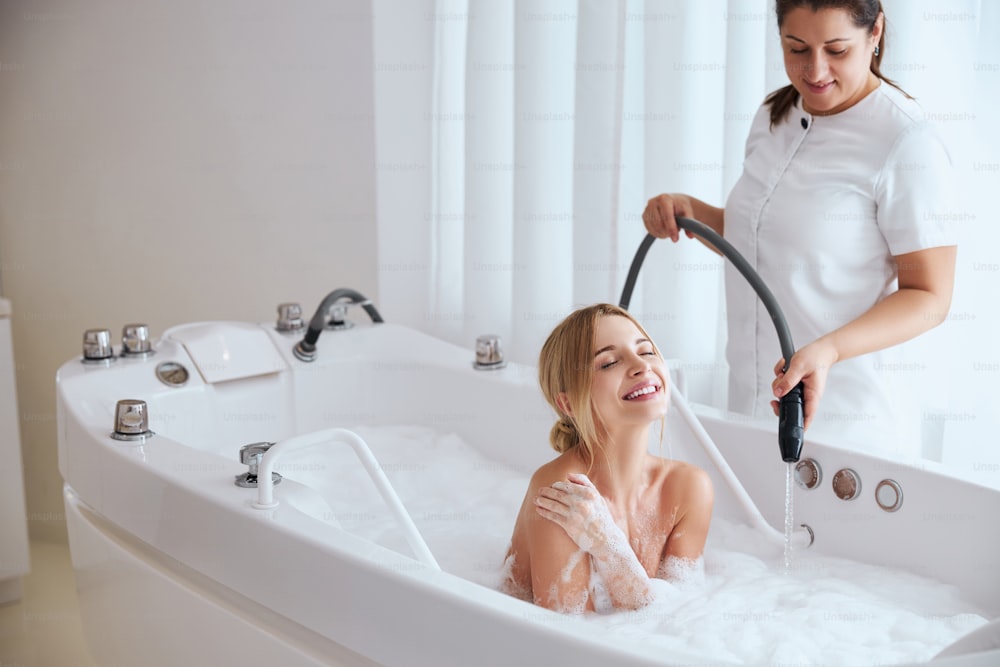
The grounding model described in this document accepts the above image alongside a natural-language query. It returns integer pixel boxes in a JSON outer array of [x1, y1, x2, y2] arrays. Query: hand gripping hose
[[619, 218, 804, 463]]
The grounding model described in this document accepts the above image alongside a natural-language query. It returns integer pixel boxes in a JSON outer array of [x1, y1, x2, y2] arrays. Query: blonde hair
[[538, 304, 663, 463]]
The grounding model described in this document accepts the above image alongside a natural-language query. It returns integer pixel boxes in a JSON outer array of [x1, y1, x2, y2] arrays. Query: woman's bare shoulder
[[528, 450, 587, 489], [652, 457, 714, 500], [512, 451, 586, 525]]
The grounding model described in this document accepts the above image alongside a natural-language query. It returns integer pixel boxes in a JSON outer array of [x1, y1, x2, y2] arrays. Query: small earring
[[874, 45, 880, 57]]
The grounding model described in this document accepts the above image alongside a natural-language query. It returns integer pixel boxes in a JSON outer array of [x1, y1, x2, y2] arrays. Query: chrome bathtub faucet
[[110, 399, 154, 442], [473, 334, 506, 370], [121, 323, 154, 357], [82, 328, 114, 363], [275, 303, 305, 333], [235, 442, 282, 488]]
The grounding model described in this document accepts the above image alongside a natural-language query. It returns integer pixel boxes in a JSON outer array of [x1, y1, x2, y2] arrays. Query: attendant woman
[[643, 0, 957, 456]]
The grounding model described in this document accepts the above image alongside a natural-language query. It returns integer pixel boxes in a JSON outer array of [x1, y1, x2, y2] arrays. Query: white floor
[[0, 540, 95, 667]]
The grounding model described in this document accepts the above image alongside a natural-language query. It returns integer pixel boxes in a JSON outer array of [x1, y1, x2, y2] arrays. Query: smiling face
[[588, 315, 670, 433], [781, 6, 882, 115]]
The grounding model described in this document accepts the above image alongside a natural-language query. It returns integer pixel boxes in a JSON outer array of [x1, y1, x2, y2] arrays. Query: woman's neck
[[583, 424, 652, 510]]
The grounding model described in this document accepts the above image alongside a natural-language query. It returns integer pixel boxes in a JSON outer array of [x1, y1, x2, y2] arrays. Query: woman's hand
[[770, 338, 840, 430], [642, 193, 698, 242], [534, 473, 626, 557], [535, 472, 654, 609]]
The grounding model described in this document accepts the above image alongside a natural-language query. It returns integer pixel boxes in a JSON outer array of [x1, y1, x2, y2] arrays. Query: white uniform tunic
[[724, 84, 957, 457]]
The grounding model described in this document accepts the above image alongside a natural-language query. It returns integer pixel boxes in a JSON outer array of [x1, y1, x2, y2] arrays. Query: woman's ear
[[872, 11, 884, 44], [555, 392, 573, 416]]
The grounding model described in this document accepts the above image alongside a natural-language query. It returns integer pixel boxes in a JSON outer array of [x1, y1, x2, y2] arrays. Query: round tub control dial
[[156, 361, 190, 387]]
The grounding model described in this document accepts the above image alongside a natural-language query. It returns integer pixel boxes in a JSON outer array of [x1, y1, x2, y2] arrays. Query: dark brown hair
[[765, 0, 910, 127]]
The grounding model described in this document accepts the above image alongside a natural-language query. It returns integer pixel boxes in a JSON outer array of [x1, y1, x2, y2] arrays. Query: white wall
[[0, 0, 378, 542]]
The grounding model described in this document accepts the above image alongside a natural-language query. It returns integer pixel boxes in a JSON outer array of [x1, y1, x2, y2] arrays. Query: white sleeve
[[875, 122, 959, 256]]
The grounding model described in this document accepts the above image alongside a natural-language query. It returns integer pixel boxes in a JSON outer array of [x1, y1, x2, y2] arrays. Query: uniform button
[[801, 117, 809, 129]]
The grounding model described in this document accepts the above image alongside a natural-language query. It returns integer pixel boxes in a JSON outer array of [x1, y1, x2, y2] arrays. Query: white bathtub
[[57, 319, 999, 666]]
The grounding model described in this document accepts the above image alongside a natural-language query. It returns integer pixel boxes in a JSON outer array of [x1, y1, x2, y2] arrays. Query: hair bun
[[549, 416, 578, 453]]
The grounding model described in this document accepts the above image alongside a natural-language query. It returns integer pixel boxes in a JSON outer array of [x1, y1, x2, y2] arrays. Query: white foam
[[276, 424, 990, 665], [657, 555, 704, 587]]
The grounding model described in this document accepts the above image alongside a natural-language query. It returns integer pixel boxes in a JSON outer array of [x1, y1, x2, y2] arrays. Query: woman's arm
[[657, 465, 714, 579], [771, 245, 957, 428], [525, 499, 594, 613], [534, 473, 653, 610]]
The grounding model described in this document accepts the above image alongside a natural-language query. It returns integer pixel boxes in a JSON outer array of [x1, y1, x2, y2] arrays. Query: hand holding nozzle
[[770, 339, 839, 462], [778, 382, 805, 463]]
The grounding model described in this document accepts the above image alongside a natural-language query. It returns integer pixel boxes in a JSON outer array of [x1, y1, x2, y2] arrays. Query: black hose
[[620, 218, 804, 462], [620, 219, 796, 364], [294, 288, 384, 363], [618, 234, 656, 312]]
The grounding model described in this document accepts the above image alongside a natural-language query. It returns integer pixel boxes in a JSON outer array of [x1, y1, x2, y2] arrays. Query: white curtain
[[372, 0, 1000, 458], [876, 0, 1000, 462], [373, 0, 759, 406]]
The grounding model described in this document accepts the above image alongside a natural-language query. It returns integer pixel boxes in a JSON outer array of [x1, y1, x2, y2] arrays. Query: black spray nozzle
[[778, 382, 805, 463]]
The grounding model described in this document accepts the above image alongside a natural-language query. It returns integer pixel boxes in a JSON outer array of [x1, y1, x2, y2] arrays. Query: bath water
[[277, 425, 988, 666]]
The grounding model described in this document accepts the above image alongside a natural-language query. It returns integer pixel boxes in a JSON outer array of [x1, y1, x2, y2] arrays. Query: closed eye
[[790, 47, 848, 56]]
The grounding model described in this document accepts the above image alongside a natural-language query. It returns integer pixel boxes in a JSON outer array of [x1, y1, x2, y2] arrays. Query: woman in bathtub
[[503, 303, 714, 613]]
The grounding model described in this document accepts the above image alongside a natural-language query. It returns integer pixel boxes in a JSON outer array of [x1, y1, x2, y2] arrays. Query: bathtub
[[56, 317, 999, 666]]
